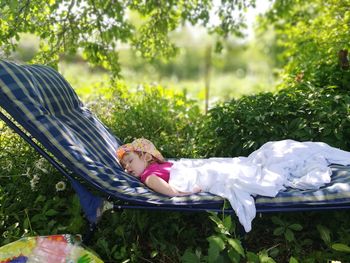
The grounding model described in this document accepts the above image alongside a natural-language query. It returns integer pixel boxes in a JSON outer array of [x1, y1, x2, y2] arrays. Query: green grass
[[59, 60, 277, 108]]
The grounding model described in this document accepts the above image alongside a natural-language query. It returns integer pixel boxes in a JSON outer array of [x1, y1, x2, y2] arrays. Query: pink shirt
[[140, 162, 173, 183]]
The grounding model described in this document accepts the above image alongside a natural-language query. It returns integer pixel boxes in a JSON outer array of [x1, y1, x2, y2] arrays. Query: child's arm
[[144, 175, 197, 196]]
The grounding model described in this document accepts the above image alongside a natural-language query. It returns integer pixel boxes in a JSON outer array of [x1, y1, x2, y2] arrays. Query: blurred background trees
[[0, 0, 277, 107], [0, 0, 255, 75], [1, 0, 348, 105], [259, 0, 350, 90]]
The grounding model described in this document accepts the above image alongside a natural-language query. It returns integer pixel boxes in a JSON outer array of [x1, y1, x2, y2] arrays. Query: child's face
[[121, 152, 148, 178]]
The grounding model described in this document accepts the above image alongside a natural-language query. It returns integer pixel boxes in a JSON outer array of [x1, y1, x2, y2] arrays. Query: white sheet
[[169, 140, 350, 232]]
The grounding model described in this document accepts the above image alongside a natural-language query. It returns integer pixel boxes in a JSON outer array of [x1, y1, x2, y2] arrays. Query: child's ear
[[144, 153, 153, 162]]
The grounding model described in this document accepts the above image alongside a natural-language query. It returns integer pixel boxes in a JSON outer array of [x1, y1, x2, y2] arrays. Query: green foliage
[[259, 0, 350, 89], [332, 243, 350, 253], [205, 213, 245, 262], [107, 83, 202, 158], [271, 215, 303, 259], [0, 0, 255, 76], [181, 213, 283, 263], [90, 209, 212, 262], [272, 216, 303, 243], [182, 213, 244, 263], [0, 123, 86, 245], [196, 83, 350, 158]]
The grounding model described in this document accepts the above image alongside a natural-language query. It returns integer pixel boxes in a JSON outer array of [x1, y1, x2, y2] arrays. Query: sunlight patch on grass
[[58, 61, 277, 105]]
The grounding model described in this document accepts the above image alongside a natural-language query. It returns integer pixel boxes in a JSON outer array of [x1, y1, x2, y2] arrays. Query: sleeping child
[[116, 138, 350, 232]]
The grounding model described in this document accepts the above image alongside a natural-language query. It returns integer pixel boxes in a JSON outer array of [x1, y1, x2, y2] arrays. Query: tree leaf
[[182, 250, 200, 263], [271, 216, 284, 226], [273, 226, 284, 236], [289, 224, 302, 231], [228, 248, 241, 263], [246, 251, 259, 263], [331, 243, 350, 253], [223, 215, 232, 231], [23, 217, 29, 230], [31, 214, 46, 223], [207, 236, 226, 263], [284, 229, 295, 242], [45, 209, 59, 216], [258, 250, 277, 263], [316, 224, 331, 245], [289, 256, 299, 263], [227, 238, 245, 257]]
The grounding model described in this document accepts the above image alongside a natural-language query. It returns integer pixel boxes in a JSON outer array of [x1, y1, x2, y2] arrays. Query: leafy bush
[[259, 0, 350, 91], [196, 82, 350, 158], [0, 122, 85, 246], [91, 210, 212, 262], [106, 83, 202, 158]]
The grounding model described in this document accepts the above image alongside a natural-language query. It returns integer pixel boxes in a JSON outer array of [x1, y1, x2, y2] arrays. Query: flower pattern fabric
[[116, 138, 165, 162], [0, 234, 103, 263]]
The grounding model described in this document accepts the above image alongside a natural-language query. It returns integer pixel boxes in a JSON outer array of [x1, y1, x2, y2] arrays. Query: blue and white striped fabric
[[1, 60, 350, 210], [0, 60, 222, 207], [256, 165, 350, 207]]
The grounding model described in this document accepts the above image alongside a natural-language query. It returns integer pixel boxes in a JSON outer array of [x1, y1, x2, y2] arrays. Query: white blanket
[[169, 140, 350, 232]]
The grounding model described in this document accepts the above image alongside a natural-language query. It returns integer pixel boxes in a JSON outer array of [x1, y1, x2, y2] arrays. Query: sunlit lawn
[[59, 59, 277, 110]]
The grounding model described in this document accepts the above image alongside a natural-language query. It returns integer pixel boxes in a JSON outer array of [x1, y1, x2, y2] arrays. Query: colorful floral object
[[116, 138, 165, 162], [0, 235, 103, 263]]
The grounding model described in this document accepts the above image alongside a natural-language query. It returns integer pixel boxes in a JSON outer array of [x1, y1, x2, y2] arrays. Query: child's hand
[[192, 185, 202, 194]]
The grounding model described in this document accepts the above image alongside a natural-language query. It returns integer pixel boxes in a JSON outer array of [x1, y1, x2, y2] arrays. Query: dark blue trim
[[113, 203, 350, 213]]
